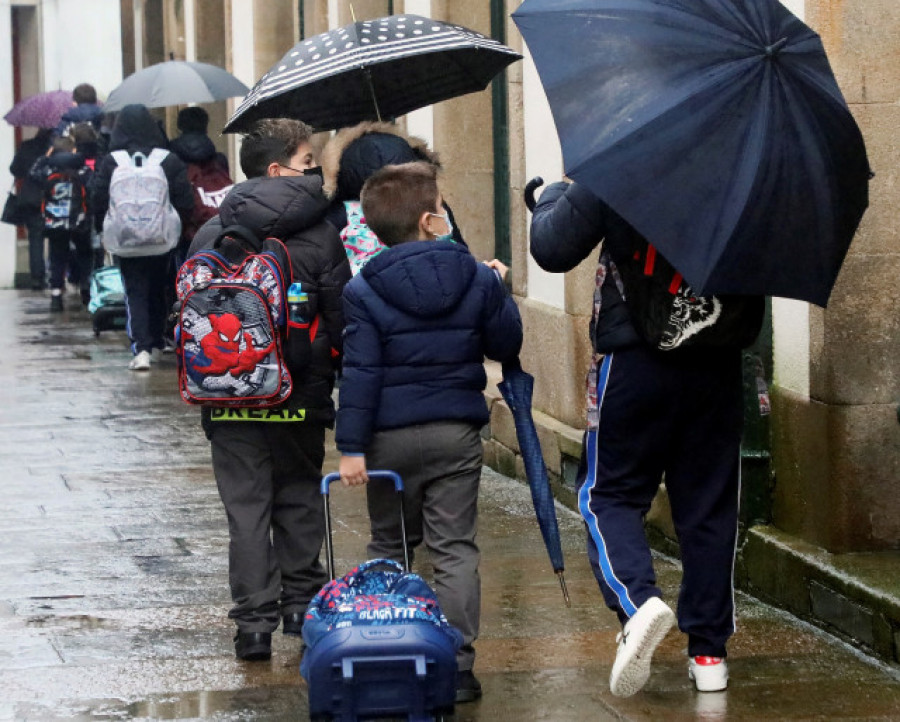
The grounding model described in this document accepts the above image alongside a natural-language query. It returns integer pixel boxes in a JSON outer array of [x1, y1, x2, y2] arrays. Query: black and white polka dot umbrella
[[224, 15, 522, 133]]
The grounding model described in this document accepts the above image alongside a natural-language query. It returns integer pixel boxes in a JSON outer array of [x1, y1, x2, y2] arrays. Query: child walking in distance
[[336, 162, 523, 704], [28, 136, 93, 311], [90, 104, 194, 370]]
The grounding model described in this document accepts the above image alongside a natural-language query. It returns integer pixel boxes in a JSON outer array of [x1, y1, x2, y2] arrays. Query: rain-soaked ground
[[1, 286, 900, 721]]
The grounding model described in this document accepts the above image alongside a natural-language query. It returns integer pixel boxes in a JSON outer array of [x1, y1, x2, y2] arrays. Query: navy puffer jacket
[[336, 241, 522, 454], [530, 181, 642, 353]]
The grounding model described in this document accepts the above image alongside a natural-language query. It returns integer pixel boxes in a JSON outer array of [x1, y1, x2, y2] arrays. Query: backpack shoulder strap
[[111, 150, 132, 168], [147, 148, 169, 166]]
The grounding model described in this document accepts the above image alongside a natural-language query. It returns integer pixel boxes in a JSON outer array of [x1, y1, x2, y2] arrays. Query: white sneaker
[[689, 655, 729, 692], [609, 596, 676, 697], [129, 350, 151, 371]]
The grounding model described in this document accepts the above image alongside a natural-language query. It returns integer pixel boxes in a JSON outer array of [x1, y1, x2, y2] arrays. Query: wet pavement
[[2, 287, 900, 721]]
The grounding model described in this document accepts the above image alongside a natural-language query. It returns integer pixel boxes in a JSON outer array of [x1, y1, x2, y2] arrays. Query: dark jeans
[[24, 211, 45, 286], [209, 421, 328, 633], [119, 253, 172, 355], [47, 229, 91, 292]]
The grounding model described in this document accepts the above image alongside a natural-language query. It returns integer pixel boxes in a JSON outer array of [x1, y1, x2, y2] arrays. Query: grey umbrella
[[104, 61, 250, 112]]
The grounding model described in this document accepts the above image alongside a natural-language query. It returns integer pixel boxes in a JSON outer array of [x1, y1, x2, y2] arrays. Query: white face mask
[[428, 211, 454, 241]]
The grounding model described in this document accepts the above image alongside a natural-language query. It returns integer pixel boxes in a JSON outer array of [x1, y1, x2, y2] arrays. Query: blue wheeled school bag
[[302, 471, 461, 722], [88, 265, 127, 337]]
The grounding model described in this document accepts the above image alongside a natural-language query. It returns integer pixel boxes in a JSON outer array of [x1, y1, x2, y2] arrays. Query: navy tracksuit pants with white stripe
[[578, 344, 743, 658]]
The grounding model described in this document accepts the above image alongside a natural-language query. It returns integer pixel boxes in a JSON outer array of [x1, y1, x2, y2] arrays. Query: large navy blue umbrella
[[513, 0, 870, 307], [498, 361, 570, 606]]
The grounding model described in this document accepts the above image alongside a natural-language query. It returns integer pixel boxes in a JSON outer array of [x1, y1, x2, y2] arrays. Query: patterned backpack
[[301, 558, 462, 680], [43, 168, 90, 233], [102, 149, 181, 257], [175, 226, 294, 407]]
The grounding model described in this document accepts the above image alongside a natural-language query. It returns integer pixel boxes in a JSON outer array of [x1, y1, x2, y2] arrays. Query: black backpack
[[609, 241, 764, 351]]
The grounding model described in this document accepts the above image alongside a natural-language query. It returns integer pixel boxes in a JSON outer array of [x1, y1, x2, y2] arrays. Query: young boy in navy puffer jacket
[[336, 161, 522, 704]]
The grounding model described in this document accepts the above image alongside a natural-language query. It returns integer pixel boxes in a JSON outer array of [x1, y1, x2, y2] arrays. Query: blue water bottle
[[287, 282, 309, 324]]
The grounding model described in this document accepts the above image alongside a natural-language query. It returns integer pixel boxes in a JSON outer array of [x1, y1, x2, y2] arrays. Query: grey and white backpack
[[102, 149, 181, 257]]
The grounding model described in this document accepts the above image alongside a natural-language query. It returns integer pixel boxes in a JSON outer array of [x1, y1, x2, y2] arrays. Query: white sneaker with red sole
[[689, 655, 729, 692], [609, 596, 676, 697]]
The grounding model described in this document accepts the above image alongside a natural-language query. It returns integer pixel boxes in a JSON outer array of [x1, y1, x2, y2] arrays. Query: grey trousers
[[365, 420, 483, 671], [210, 421, 328, 633]]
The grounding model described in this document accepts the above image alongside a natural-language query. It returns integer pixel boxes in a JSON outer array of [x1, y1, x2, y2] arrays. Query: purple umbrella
[[4, 90, 74, 128]]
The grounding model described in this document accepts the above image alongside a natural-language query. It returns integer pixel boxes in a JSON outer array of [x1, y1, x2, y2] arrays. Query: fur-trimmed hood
[[321, 121, 439, 201]]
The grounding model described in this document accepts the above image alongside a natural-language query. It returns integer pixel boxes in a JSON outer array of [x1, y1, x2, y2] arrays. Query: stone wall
[[771, 1, 900, 552]]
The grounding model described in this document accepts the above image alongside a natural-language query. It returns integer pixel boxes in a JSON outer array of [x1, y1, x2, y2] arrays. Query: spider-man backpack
[[174, 225, 300, 407]]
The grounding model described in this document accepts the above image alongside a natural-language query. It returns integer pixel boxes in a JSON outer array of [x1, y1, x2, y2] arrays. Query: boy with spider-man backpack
[[187, 118, 351, 662]]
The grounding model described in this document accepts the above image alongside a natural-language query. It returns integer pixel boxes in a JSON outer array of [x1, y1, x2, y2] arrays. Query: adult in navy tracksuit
[[530, 180, 762, 697], [336, 162, 522, 704]]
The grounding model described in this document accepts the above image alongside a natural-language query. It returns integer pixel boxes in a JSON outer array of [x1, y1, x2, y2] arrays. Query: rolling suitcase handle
[[321, 470, 412, 580]]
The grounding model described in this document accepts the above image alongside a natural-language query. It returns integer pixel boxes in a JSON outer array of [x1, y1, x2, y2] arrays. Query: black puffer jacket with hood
[[169, 131, 230, 174], [190, 174, 352, 428], [90, 104, 194, 232]]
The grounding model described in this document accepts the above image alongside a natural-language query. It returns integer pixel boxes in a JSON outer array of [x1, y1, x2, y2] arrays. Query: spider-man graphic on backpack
[[186, 312, 275, 378]]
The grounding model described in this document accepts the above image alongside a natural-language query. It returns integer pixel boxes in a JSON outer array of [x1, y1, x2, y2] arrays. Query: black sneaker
[[455, 669, 482, 704], [234, 631, 272, 661], [50, 294, 63, 313], [282, 612, 304, 636]]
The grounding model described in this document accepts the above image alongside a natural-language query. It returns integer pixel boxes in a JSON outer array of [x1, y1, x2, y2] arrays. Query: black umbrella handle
[[524, 176, 544, 212]]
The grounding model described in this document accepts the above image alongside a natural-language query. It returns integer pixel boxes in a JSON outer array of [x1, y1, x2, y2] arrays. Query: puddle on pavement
[[27, 614, 111, 630], [14, 687, 308, 721]]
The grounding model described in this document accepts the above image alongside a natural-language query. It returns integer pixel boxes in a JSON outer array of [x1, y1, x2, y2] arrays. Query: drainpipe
[[184, 0, 196, 62], [133, 0, 144, 71]]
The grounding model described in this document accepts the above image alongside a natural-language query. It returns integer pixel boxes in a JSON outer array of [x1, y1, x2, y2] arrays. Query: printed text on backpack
[[102, 149, 181, 257]]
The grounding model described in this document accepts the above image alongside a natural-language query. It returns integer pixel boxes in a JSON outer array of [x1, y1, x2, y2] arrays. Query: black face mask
[[303, 166, 323, 178]]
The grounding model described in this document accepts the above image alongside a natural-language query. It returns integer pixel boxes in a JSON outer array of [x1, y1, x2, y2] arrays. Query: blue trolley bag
[[302, 471, 461, 722], [88, 265, 128, 337]]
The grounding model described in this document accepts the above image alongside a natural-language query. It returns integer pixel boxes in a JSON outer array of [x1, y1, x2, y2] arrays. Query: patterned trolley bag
[[302, 471, 461, 722], [174, 225, 293, 407]]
